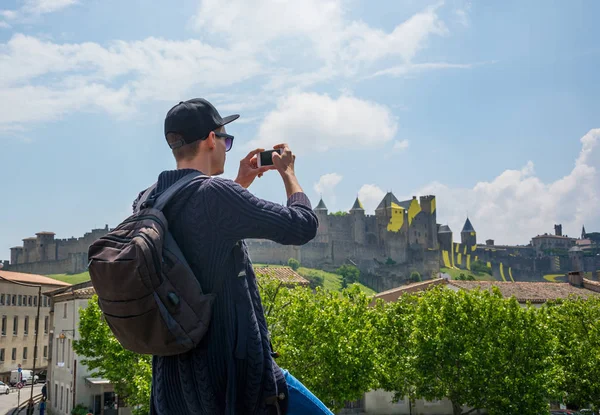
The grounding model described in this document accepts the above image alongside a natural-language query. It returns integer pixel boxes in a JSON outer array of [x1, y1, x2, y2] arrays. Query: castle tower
[[36, 232, 56, 262], [10, 246, 23, 265], [350, 197, 366, 245], [22, 237, 37, 263], [554, 224, 563, 237], [437, 225, 453, 252], [582, 225, 587, 239], [569, 246, 584, 272], [314, 198, 329, 243], [420, 195, 438, 250], [461, 217, 477, 247]]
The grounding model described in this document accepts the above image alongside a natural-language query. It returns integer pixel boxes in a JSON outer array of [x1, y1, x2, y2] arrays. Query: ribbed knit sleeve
[[204, 177, 318, 245]]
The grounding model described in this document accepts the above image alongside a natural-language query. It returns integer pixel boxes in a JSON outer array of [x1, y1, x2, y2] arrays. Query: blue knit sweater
[[137, 169, 318, 415]]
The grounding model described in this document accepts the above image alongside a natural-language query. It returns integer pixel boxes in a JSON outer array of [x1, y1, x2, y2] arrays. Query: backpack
[[87, 172, 214, 356]]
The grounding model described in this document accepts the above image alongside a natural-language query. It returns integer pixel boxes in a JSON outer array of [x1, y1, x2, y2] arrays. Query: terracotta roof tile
[[447, 280, 599, 303], [374, 278, 447, 303], [253, 266, 309, 286], [0, 270, 70, 287]]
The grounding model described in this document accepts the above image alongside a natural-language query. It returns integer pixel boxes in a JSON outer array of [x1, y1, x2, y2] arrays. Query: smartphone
[[257, 149, 282, 167]]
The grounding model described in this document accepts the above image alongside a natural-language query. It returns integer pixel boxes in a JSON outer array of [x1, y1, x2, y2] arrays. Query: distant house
[[46, 281, 130, 415], [253, 266, 310, 287], [0, 269, 68, 385]]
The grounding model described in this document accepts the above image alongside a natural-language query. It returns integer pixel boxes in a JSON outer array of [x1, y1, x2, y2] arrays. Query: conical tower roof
[[438, 225, 452, 234], [376, 192, 401, 211], [350, 197, 364, 211], [461, 217, 475, 233], [315, 198, 327, 211]]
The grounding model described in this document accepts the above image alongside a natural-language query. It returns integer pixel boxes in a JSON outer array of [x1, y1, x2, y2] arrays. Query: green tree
[[548, 297, 600, 409], [73, 296, 151, 415], [385, 257, 397, 266], [409, 271, 421, 283], [374, 294, 418, 405], [331, 211, 348, 216], [471, 260, 492, 276], [336, 264, 360, 284], [261, 280, 378, 412], [287, 257, 300, 271], [408, 287, 556, 415]]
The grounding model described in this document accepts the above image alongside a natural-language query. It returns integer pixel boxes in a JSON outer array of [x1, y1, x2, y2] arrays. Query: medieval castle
[[4, 193, 598, 292]]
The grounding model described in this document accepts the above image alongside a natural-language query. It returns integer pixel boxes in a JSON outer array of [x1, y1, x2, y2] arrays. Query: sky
[[1, 0, 599, 260]]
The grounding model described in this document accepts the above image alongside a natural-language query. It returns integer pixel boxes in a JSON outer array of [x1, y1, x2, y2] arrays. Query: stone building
[[0, 269, 69, 384], [5, 226, 111, 275], [46, 281, 129, 415], [246, 193, 441, 284]]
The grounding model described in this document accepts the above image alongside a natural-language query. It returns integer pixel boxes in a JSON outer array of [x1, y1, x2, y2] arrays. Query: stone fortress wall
[[3, 193, 598, 292]]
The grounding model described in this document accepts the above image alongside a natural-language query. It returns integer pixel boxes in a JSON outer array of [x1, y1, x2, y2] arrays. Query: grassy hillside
[[441, 267, 496, 281], [255, 264, 377, 296], [47, 271, 91, 285], [47, 266, 378, 296]]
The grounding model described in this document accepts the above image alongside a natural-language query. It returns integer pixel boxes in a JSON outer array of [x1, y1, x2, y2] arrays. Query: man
[[141, 98, 333, 414]]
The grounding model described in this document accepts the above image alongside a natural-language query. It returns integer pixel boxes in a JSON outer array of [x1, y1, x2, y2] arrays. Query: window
[[67, 340, 71, 368], [11, 295, 16, 306], [28, 296, 32, 306], [63, 303, 67, 319], [43, 345, 48, 358], [33, 296, 37, 307], [60, 386, 63, 410], [54, 384, 58, 408], [44, 316, 49, 334], [23, 347, 27, 360], [62, 338, 65, 362], [11, 348, 16, 361], [43, 297, 47, 307], [18, 295, 22, 306], [0, 349, 4, 362], [13, 316, 18, 335], [55, 339, 59, 363], [24, 316, 29, 335], [1, 316, 6, 336], [0, 294, 4, 305], [34, 316, 38, 335]]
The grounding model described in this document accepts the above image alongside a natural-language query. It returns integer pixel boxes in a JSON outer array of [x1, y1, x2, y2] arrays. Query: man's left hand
[[235, 148, 275, 188]]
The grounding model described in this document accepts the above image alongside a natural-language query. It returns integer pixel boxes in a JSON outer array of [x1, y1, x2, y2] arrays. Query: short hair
[[166, 133, 201, 162]]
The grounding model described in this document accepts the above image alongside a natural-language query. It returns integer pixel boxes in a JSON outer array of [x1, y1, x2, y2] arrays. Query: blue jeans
[[282, 370, 333, 415]]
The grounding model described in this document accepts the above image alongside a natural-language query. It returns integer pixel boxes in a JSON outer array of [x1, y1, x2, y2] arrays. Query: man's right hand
[[272, 143, 303, 198], [272, 143, 295, 177]]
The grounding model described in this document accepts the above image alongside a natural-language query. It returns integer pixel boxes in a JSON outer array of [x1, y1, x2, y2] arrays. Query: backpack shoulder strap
[[134, 183, 158, 214], [151, 172, 209, 211]]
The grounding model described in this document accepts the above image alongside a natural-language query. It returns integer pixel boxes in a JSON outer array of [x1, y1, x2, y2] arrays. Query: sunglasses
[[214, 132, 234, 152]]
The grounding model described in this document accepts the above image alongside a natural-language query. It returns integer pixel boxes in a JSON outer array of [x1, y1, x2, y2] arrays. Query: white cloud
[[194, 0, 449, 78], [455, 9, 469, 27], [416, 129, 600, 245], [0, 34, 261, 129], [23, 0, 77, 14], [368, 62, 475, 79], [0, 21, 10, 28], [248, 92, 398, 154], [393, 139, 410, 152], [314, 173, 343, 207], [358, 184, 386, 214], [0, 1, 464, 131]]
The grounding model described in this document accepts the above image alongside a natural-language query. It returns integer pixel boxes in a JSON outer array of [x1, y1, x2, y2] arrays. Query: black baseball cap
[[164, 98, 239, 149]]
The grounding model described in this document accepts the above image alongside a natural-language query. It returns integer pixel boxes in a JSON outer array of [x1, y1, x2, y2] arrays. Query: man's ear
[[206, 131, 216, 150]]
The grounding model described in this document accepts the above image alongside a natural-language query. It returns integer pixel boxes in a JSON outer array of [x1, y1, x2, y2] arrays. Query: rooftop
[[376, 192, 401, 211], [253, 266, 309, 286], [315, 198, 327, 210], [532, 234, 575, 240], [373, 277, 600, 304], [438, 225, 452, 234], [462, 217, 475, 233], [47, 280, 95, 302], [0, 270, 70, 287], [448, 280, 598, 303]]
